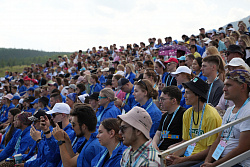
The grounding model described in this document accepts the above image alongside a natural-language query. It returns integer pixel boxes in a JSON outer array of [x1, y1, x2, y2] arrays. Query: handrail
[[217, 150, 250, 167], [158, 114, 250, 166]]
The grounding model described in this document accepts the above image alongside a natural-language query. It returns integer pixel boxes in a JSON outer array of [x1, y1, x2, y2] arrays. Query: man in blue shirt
[[52, 103, 104, 167], [0, 111, 35, 162]]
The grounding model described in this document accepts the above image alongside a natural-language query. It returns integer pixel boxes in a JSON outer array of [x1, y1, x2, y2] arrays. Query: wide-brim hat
[[182, 77, 209, 100]]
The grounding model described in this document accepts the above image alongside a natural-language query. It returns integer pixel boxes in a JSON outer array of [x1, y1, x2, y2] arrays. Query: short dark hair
[[186, 54, 195, 60], [71, 103, 97, 132], [209, 40, 219, 48], [190, 45, 197, 52], [50, 93, 62, 102], [77, 83, 86, 94], [162, 86, 182, 104]]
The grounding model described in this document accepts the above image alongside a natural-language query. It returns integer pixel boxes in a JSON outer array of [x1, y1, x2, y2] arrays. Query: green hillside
[[0, 48, 71, 67]]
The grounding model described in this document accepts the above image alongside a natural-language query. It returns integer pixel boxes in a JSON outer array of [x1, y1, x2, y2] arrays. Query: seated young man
[[195, 70, 250, 167], [166, 77, 222, 167]]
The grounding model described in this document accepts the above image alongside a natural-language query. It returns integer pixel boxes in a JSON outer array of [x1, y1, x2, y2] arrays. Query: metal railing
[[158, 114, 250, 167]]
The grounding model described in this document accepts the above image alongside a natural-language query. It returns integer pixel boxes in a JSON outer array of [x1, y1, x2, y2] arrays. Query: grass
[[0, 65, 29, 77]]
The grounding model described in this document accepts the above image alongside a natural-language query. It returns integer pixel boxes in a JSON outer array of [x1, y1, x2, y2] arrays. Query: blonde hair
[[126, 63, 135, 73], [100, 88, 117, 101], [117, 64, 125, 71], [230, 30, 240, 40], [225, 36, 236, 45], [206, 46, 220, 56], [239, 34, 250, 48]]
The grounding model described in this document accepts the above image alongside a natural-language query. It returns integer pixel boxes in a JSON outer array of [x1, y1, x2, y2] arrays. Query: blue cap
[[67, 93, 77, 102], [30, 98, 39, 104], [219, 30, 226, 34], [10, 95, 20, 101], [27, 87, 35, 91], [177, 56, 186, 61], [80, 67, 86, 71]]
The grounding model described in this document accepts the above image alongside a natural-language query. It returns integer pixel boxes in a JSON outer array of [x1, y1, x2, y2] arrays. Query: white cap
[[204, 39, 212, 44], [225, 58, 250, 70], [228, 28, 235, 31], [101, 67, 109, 72], [202, 37, 210, 42], [46, 103, 70, 114], [98, 58, 104, 62], [115, 71, 125, 76], [171, 66, 192, 77]]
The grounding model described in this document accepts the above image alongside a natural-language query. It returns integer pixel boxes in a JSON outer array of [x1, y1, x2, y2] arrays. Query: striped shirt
[[120, 140, 161, 167]]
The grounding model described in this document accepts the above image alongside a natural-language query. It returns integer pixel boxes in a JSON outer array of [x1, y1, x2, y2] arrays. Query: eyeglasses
[[119, 125, 130, 133], [138, 79, 148, 91], [52, 113, 61, 118], [167, 62, 175, 66], [98, 96, 107, 99]]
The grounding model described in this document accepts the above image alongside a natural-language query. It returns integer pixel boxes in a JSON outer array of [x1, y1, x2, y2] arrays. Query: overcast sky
[[0, 0, 249, 52]]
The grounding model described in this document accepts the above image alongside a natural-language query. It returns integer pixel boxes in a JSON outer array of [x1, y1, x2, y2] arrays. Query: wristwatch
[[57, 140, 65, 146]]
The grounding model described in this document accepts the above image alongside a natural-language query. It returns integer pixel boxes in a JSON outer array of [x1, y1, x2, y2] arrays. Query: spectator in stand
[[201, 55, 224, 107], [10, 95, 21, 108], [192, 57, 207, 81], [115, 78, 137, 114], [133, 79, 162, 138], [155, 38, 164, 48], [0, 94, 15, 124], [195, 70, 250, 167], [111, 74, 126, 101], [190, 39, 204, 56], [165, 77, 222, 167], [185, 54, 195, 69], [155, 59, 168, 84], [118, 106, 161, 167], [190, 45, 201, 58], [230, 30, 241, 45], [171, 66, 194, 109], [49, 93, 62, 108], [0, 112, 35, 164], [177, 56, 186, 66], [89, 74, 103, 95], [238, 34, 250, 65], [225, 45, 245, 63], [18, 79, 27, 96], [76, 83, 86, 95], [0, 108, 21, 149], [82, 74, 91, 94], [52, 103, 104, 167], [38, 96, 50, 111], [96, 88, 121, 129], [125, 63, 136, 84], [238, 22, 248, 34], [153, 86, 186, 151], [224, 36, 236, 49], [91, 118, 126, 167], [66, 93, 77, 109], [212, 34, 227, 53], [86, 92, 99, 113], [144, 69, 159, 90], [67, 84, 76, 94], [163, 58, 178, 86]]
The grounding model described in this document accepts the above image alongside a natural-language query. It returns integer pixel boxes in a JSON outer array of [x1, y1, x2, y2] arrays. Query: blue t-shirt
[[77, 132, 104, 167], [125, 72, 136, 84]]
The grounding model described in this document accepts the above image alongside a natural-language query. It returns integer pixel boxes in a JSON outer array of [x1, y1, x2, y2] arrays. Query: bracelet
[[44, 130, 50, 134], [36, 139, 42, 143]]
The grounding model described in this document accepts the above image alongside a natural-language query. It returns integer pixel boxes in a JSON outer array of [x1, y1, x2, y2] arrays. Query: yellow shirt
[[194, 52, 201, 58], [182, 104, 222, 155]]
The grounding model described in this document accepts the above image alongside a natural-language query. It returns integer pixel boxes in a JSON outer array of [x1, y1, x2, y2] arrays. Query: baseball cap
[[78, 94, 89, 103], [28, 109, 51, 122], [68, 84, 76, 90], [67, 93, 77, 102], [177, 56, 186, 61], [204, 39, 212, 44], [171, 66, 192, 77], [48, 82, 58, 87], [226, 69, 250, 86], [30, 98, 39, 105], [18, 112, 32, 125], [27, 87, 35, 92], [117, 78, 129, 90], [108, 67, 115, 72], [164, 57, 178, 64], [46, 103, 70, 114], [3, 94, 13, 100], [31, 79, 38, 84], [101, 68, 109, 72], [228, 28, 235, 31], [226, 45, 244, 55], [225, 58, 249, 70], [118, 106, 152, 139], [23, 76, 31, 81], [87, 92, 99, 101], [10, 95, 20, 101], [76, 76, 84, 84], [199, 28, 205, 30]]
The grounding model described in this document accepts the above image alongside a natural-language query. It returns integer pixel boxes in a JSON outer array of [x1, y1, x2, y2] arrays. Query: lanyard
[[97, 107, 108, 125], [153, 83, 156, 88], [145, 101, 153, 111], [161, 106, 180, 132], [115, 89, 121, 96], [125, 93, 130, 104], [207, 77, 218, 103], [189, 103, 206, 139], [125, 143, 152, 167], [221, 98, 250, 141], [166, 75, 174, 86], [95, 143, 120, 167]]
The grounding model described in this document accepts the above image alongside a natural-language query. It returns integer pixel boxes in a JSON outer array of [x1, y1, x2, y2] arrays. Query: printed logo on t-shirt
[[192, 129, 204, 137]]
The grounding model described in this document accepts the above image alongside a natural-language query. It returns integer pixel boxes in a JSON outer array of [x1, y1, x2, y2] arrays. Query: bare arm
[[152, 131, 161, 151]]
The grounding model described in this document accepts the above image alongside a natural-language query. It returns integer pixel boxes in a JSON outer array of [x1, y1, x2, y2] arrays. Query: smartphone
[[58, 121, 63, 129]]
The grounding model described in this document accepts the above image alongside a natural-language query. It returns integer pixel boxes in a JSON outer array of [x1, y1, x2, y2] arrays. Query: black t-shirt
[[157, 106, 186, 151], [164, 73, 177, 86]]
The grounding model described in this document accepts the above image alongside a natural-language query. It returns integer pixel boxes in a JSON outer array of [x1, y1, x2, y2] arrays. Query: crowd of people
[[0, 19, 249, 167]]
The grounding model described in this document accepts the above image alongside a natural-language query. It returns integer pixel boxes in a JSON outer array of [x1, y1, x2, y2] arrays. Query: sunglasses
[[52, 113, 61, 118], [119, 125, 129, 133], [98, 96, 107, 99]]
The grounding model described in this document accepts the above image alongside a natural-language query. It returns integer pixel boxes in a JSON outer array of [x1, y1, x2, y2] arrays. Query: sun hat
[[118, 106, 152, 140]]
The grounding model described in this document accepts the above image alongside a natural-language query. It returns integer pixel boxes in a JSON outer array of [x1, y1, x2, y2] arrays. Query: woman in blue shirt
[[89, 74, 103, 95], [96, 88, 121, 129], [133, 79, 162, 138], [0, 108, 21, 149], [91, 118, 126, 167], [125, 63, 136, 84], [192, 57, 207, 81]]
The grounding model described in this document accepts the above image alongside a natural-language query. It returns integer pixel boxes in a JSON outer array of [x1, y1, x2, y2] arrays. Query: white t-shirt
[[221, 101, 250, 166]]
